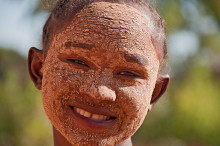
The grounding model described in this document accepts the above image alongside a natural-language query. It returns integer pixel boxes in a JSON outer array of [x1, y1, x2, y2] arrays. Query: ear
[[150, 74, 170, 105], [28, 47, 44, 90]]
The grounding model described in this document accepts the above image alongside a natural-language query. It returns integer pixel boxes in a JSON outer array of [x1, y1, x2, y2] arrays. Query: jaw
[[42, 2, 160, 146], [53, 126, 132, 146]]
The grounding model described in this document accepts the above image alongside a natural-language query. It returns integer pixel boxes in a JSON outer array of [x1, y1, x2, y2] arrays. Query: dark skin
[[53, 127, 132, 146], [28, 2, 169, 145], [28, 47, 169, 146]]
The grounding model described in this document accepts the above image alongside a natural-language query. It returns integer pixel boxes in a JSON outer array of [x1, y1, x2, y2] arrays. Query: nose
[[97, 85, 116, 101], [79, 72, 116, 102], [80, 84, 116, 102]]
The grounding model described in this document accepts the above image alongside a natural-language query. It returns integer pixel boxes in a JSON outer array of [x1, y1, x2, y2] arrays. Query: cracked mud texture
[[42, 2, 160, 145]]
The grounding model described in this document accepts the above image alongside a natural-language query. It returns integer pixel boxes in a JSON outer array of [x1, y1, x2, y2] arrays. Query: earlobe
[[150, 74, 170, 105], [28, 47, 44, 90]]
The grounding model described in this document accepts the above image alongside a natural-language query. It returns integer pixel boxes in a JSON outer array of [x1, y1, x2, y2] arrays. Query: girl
[[28, 0, 169, 145]]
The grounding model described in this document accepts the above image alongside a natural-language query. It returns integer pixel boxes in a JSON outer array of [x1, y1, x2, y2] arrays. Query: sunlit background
[[0, 0, 220, 146]]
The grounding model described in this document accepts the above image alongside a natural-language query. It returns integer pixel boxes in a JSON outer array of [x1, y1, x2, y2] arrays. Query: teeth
[[73, 107, 110, 121], [91, 114, 100, 120], [99, 115, 104, 120], [76, 108, 80, 113], [83, 111, 91, 118], [79, 109, 84, 115]]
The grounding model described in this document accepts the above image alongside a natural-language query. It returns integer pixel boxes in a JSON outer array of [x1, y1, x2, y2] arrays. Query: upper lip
[[69, 101, 117, 118]]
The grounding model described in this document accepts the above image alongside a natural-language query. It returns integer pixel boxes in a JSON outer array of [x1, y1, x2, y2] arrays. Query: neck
[[116, 138, 132, 146], [53, 127, 132, 146]]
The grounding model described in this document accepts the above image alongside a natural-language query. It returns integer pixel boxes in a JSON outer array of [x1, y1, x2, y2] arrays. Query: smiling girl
[[28, 0, 169, 145]]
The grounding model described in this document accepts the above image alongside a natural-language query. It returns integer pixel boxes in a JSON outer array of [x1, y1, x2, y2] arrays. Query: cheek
[[41, 62, 68, 126], [42, 61, 84, 108], [118, 83, 153, 117], [41, 57, 80, 119], [116, 78, 157, 134], [41, 57, 101, 121], [41, 59, 92, 143]]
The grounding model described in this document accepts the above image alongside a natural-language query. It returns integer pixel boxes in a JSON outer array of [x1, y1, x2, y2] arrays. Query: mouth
[[69, 105, 117, 130], [71, 106, 116, 121]]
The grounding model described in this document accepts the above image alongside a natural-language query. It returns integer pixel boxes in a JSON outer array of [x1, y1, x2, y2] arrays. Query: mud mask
[[42, 2, 159, 145]]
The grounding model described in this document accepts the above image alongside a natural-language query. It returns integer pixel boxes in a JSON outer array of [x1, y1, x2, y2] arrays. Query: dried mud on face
[[42, 2, 160, 145]]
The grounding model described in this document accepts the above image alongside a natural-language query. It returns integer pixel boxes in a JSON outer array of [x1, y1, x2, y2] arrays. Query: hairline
[[42, 0, 167, 72]]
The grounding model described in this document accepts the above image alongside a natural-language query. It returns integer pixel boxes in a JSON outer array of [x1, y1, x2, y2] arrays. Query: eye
[[66, 59, 90, 68], [117, 71, 140, 78]]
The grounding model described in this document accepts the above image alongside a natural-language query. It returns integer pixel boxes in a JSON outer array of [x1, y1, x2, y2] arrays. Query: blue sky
[[0, 0, 48, 56]]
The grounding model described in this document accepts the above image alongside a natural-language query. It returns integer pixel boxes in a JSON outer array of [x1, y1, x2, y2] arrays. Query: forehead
[[80, 2, 148, 25], [52, 2, 154, 56]]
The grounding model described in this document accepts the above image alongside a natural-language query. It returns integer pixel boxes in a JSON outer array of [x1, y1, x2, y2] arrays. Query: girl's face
[[42, 2, 159, 145]]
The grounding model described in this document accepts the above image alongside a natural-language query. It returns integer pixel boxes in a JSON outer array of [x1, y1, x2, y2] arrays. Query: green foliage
[[158, 0, 185, 33], [1, 0, 220, 145], [133, 59, 220, 146], [0, 49, 52, 146], [201, 0, 220, 24], [170, 63, 220, 145]]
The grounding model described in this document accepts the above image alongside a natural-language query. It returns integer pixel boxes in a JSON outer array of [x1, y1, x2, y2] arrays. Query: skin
[[28, 2, 169, 146]]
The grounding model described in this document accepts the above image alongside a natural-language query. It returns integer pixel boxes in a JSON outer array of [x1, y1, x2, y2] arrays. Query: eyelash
[[116, 71, 140, 78], [66, 59, 90, 68], [66, 59, 140, 78]]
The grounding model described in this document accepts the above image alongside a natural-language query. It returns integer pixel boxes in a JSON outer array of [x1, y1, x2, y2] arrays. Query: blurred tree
[[1, 0, 220, 146], [201, 0, 220, 24], [0, 49, 52, 146]]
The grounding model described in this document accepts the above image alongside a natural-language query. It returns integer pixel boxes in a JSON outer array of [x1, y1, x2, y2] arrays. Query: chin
[[49, 108, 146, 146]]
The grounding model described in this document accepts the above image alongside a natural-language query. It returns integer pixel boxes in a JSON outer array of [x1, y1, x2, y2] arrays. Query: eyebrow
[[64, 41, 148, 66], [124, 54, 148, 66], [65, 41, 94, 50]]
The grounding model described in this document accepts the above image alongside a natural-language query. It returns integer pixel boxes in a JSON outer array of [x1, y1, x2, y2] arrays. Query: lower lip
[[69, 107, 117, 131]]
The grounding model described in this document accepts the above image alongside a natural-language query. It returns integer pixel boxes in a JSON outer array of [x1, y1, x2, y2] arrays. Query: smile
[[69, 105, 117, 130], [73, 107, 111, 121]]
